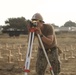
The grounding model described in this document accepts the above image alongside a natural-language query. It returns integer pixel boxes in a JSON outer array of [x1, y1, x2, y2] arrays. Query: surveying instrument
[[24, 20, 55, 75]]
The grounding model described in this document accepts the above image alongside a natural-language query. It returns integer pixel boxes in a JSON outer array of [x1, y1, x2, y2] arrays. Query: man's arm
[[35, 26, 54, 46], [41, 34, 54, 46]]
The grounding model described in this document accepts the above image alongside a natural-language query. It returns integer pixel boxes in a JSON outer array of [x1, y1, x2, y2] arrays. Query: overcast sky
[[0, 0, 76, 26]]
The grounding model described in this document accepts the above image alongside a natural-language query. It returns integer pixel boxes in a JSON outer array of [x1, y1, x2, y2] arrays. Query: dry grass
[[0, 33, 76, 75]]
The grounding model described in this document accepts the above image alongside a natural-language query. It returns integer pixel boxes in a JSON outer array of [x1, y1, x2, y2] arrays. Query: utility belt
[[39, 46, 57, 52]]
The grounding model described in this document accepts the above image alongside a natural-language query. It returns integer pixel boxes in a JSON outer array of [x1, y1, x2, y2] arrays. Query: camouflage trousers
[[36, 47, 60, 75]]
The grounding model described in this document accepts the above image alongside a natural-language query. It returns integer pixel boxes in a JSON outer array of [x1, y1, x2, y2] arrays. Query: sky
[[0, 0, 76, 26]]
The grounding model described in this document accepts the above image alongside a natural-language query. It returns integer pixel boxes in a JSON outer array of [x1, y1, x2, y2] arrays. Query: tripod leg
[[37, 34, 55, 75], [24, 32, 35, 75]]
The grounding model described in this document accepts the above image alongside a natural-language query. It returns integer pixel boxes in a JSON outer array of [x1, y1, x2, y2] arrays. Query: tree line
[[2, 17, 76, 34], [2, 17, 76, 28]]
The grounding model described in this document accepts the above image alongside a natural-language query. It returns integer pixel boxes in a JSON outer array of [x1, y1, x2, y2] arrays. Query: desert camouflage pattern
[[36, 47, 60, 75]]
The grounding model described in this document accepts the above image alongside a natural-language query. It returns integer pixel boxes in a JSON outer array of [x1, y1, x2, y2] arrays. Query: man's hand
[[35, 27, 42, 35]]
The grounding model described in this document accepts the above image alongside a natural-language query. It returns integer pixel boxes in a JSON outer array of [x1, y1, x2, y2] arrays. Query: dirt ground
[[0, 33, 76, 75]]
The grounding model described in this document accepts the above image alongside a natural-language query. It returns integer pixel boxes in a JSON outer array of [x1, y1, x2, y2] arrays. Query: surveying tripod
[[24, 27, 55, 75]]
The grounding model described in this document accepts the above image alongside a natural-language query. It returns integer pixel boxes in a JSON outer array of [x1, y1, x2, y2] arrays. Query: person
[[28, 13, 61, 75]]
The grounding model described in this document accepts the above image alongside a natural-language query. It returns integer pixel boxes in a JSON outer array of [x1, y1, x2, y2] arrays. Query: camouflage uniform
[[36, 24, 60, 75]]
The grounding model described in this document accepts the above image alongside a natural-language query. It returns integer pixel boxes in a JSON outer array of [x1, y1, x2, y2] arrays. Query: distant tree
[[64, 20, 76, 27], [2, 17, 28, 36], [5, 17, 27, 29]]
